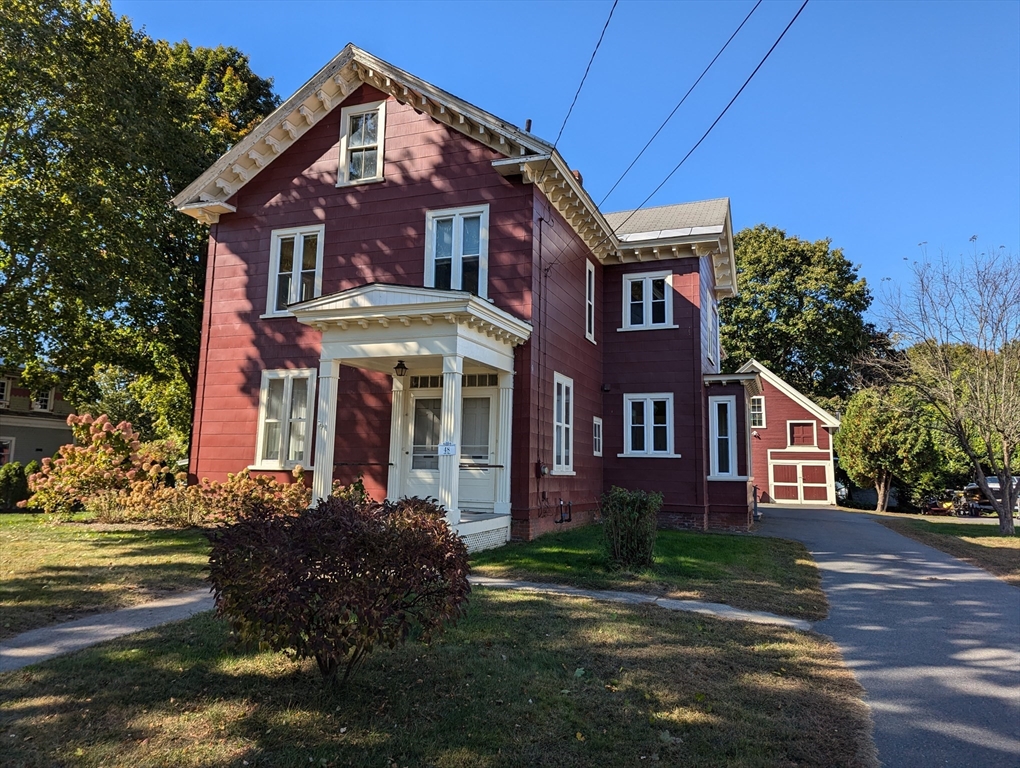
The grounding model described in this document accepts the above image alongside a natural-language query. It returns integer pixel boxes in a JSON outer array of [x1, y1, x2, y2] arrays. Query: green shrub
[[207, 495, 471, 688], [601, 486, 662, 569], [0, 462, 33, 509]]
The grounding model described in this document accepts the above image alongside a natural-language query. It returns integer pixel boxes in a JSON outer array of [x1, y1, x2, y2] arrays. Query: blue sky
[[113, 0, 1019, 305]]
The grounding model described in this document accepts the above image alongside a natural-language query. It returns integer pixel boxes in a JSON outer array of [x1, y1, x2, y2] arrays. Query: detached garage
[[737, 360, 841, 505]]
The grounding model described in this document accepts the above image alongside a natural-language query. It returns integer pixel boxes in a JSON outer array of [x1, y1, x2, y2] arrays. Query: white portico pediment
[[290, 283, 532, 373]]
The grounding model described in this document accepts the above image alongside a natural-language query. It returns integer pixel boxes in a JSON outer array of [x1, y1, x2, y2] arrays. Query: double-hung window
[[585, 261, 596, 343], [425, 205, 489, 298], [622, 393, 675, 457], [750, 396, 766, 428], [709, 395, 738, 478], [266, 225, 324, 316], [592, 416, 603, 457], [621, 270, 673, 330], [0, 378, 10, 408], [255, 369, 316, 469], [31, 388, 54, 412], [0, 437, 13, 465], [553, 372, 573, 474], [338, 100, 386, 185]]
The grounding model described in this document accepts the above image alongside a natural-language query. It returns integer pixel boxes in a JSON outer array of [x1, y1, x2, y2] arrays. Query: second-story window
[[621, 270, 673, 330], [338, 100, 386, 185], [585, 260, 596, 343], [425, 205, 489, 298], [266, 225, 324, 316], [750, 396, 766, 428]]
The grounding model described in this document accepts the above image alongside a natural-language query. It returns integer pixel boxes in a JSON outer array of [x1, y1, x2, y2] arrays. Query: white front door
[[403, 390, 496, 510]]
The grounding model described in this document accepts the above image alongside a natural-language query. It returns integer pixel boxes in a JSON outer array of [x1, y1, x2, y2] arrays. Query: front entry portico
[[291, 284, 531, 539]]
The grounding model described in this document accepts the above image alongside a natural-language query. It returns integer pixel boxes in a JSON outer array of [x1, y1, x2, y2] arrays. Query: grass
[[471, 525, 827, 621], [879, 517, 1020, 586], [0, 514, 210, 639], [0, 589, 875, 768]]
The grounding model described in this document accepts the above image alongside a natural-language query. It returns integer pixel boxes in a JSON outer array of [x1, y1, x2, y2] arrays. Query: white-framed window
[[709, 395, 738, 479], [265, 225, 325, 316], [0, 437, 14, 465], [750, 396, 766, 429], [0, 377, 11, 408], [425, 205, 489, 298], [622, 393, 676, 457], [585, 260, 596, 343], [621, 270, 674, 330], [593, 416, 603, 457], [708, 302, 720, 366], [788, 421, 817, 447], [337, 99, 386, 186], [30, 388, 54, 412], [254, 368, 317, 469], [552, 372, 573, 474]]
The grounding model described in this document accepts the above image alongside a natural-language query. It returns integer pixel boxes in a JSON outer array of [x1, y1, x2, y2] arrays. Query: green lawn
[[0, 514, 210, 638], [471, 525, 827, 621], [0, 589, 875, 768], [879, 517, 1019, 586]]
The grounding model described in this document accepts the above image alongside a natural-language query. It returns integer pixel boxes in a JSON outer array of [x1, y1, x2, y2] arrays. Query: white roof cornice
[[172, 44, 552, 224], [736, 359, 840, 427]]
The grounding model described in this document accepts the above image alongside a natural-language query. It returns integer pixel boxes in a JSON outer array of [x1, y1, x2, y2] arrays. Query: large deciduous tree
[[834, 386, 938, 512], [875, 248, 1019, 534], [0, 0, 277, 438], [720, 224, 880, 399]]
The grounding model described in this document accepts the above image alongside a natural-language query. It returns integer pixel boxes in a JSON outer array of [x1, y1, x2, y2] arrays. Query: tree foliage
[[721, 225, 880, 399], [872, 247, 1019, 534], [0, 0, 278, 429], [834, 387, 938, 512]]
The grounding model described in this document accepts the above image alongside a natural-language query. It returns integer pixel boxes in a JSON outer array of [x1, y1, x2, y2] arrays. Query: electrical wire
[[597, 0, 764, 208]]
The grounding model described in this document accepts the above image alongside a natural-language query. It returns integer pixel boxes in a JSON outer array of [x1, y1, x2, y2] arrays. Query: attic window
[[338, 100, 386, 185]]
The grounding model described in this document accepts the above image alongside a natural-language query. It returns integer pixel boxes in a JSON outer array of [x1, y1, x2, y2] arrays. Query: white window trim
[[619, 393, 680, 458], [253, 368, 317, 471], [263, 224, 325, 318], [619, 270, 677, 331], [336, 99, 386, 186], [708, 394, 741, 480], [0, 377, 11, 408], [552, 372, 574, 475], [787, 420, 818, 448], [593, 416, 603, 457], [750, 395, 766, 429], [0, 436, 15, 465], [585, 260, 596, 344], [424, 204, 490, 299], [708, 302, 720, 366], [30, 387, 55, 412]]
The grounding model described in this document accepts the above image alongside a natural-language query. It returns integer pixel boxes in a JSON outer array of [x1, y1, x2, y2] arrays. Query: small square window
[[337, 100, 386, 185], [789, 422, 816, 447], [621, 271, 673, 330]]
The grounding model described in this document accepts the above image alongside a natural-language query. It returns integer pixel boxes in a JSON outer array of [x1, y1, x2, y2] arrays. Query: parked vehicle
[[962, 477, 1019, 516], [921, 489, 967, 516]]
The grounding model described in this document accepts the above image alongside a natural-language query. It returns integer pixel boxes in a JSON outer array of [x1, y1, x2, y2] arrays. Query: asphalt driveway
[[757, 505, 1020, 767]]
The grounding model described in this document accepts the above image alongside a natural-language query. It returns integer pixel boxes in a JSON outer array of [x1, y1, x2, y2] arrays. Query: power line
[[609, 0, 811, 238], [598, 0, 764, 208], [549, 0, 620, 152]]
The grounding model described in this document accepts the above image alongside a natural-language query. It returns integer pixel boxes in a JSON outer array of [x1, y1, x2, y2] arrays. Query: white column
[[386, 375, 407, 502], [312, 358, 340, 503], [494, 370, 514, 516], [438, 354, 463, 526]]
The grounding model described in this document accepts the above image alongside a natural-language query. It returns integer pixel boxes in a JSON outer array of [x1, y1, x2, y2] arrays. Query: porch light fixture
[[393, 360, 408, 377]]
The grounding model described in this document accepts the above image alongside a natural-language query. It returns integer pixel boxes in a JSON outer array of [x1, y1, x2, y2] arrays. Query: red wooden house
[[737, 360, 840, 505], [174, 45, 759, 550]]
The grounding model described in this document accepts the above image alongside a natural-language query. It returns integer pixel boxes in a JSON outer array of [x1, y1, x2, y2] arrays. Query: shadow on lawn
[[0, 591, 875, 768]]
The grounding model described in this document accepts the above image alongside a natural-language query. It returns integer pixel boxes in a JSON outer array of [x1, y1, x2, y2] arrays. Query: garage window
[[788, 421, 816, 447]]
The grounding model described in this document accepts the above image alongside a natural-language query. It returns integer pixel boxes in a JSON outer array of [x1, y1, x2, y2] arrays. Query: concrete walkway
[[1, 575, 809, 674], [756, 505, 1020, 768]]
